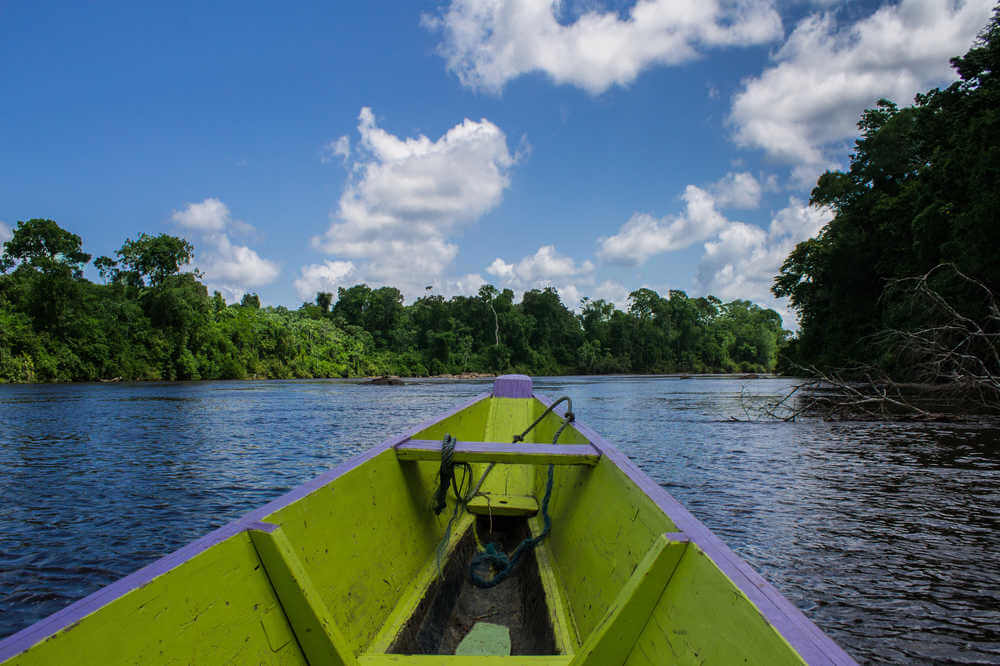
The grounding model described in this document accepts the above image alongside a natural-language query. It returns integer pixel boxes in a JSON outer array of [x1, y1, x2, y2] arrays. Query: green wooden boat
[[0, 375, 855, 665]]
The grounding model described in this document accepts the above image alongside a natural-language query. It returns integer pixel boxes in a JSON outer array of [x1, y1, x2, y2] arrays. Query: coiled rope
[[431, 397, 575, 588]]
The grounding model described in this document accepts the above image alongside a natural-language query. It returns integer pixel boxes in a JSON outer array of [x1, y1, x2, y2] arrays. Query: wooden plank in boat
[[358, 657, 572, 665], [467, 494, 539, 516], [395, 440, 600, 466]]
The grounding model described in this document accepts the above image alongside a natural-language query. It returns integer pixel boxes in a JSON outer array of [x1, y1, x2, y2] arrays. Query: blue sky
[[1, 0, 993, 326]]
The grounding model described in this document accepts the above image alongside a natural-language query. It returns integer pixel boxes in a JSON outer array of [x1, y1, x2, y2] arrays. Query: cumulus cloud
[[696, 197, 831, 325], [597, 185, 728, 265], [486, 245, 594, 285], [590, 280, 631, 309], [488, 245, 594, 283], [312, 107, 518, 296], [293, 260, 357, 300], [0, 221, 11, 245], [171, 197, 232, 232], [425, 0, 783, 94], [199, 235, 279, 288], [486, 244, 597, 309], [710, 171, 765, 209], [322, 135, 351, 164], [171, 197, 280, 300], [597, 169, 831, 325], [435, 273, 488, 298], [730, 0, 993, 180]]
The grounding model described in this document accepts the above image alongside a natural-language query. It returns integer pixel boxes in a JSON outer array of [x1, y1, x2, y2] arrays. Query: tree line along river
[[0, 376, 997, 663]]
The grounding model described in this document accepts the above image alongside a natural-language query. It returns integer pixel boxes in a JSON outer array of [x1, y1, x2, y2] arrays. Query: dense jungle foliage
[[775, 7, 1000, 383], [0, 220, 787, 383]]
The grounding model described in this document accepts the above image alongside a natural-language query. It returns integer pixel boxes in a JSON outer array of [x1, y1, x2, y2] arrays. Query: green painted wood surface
[[522, 394, 806, 664], [262, 448, 449, 656], [539, 454, 678, 642], [3, 533, 307, 665], [621, 543, 806, 666], [528, 514, 581, 655], [365, 514, 474, 655], [357, 657, 573, 665], [467, 494, 539, 516], [476, 398, 535, 509], [249, 525, 357, 666], [571, 535, 687, 665], [454, 622, 511, 656], [408, 397, 589, 446]]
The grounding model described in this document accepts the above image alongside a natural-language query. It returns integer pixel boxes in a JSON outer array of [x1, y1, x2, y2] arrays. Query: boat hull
[[0, 376, 855, 664]]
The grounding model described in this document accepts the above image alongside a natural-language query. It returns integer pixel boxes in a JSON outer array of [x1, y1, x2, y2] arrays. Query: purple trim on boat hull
[[533, 392, 857, 666], [492, 374, 533, 398], [0, 391, 492, 662], [246, 521, 279, 533]]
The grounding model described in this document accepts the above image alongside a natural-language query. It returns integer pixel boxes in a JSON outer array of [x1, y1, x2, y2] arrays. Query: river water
[[0, 376, 997, 663]]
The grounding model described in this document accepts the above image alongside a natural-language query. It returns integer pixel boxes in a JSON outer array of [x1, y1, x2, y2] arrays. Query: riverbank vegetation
[[774, 8, 1000, 416], [0, 221, 788, 383]]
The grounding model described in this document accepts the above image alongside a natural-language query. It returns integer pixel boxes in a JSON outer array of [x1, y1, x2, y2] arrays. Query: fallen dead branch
[[740, 265, 999, 422]]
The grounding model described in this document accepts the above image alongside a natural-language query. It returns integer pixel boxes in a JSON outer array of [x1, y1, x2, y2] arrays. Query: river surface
[[1, 376, 998, 663]]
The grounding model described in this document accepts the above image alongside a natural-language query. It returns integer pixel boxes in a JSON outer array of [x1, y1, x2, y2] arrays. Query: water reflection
[[1, 377, 998, 663]]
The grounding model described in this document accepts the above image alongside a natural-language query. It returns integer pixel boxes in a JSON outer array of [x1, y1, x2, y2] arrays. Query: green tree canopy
[[96, 233, 194, 288], [774, 7, 1000, 371], [0, 219, 90, 277]]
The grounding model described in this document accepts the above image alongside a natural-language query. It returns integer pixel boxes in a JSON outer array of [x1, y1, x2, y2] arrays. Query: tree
[[332, 284, 372, 328], [316, 292, 333, 313], [97, 233, 194, 288], [0, 219, 91, 333], [774, 7, 1000, 375], [0, 219, 90, 277]]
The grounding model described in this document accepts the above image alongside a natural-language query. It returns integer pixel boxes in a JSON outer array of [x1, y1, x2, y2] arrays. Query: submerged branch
[[747, 265, 1000, 422]]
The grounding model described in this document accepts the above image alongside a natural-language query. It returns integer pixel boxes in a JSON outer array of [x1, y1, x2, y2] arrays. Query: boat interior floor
[[389, 516, 558, 656]]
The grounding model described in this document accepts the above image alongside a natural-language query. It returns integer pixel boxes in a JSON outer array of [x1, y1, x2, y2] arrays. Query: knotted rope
[[469, 397, 574, 588], [432, 435, 470, 516], [431, 397, 576, 588]]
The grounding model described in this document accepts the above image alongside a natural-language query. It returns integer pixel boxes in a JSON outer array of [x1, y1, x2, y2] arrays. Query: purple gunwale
[[533, 392, 857, 666], [0, 391, 492, 662]]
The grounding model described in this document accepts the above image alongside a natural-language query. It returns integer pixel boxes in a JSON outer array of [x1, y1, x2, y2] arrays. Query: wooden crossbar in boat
[[394, 440, 601, 466]]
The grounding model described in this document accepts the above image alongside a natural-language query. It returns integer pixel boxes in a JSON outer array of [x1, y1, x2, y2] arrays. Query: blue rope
[[469, 400, 574, 588], [469, 462, 554, 588], [429, 399, 576, 587]]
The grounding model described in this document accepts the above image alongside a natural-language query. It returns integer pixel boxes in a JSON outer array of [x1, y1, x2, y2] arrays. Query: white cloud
[[486, 257, 515, 281], [590, 280, 631, 309], [313, 107, 518, 297], [597, 185, 727, 265], [436, 272, 488, 298], [293, 260, 357, 300], [696, 197, 831, 326], [485, 245, 598, 310], [487, 245, 594, 284], [730, 0, 993, 177], [198, 234, 280, 292], [0, 221, 10, 245], [598, 169, 831, 325], [425, 0, 783, 94], [322, 135, 351, 164], [171, 197, 280, 297], [171, 197, 232, 232], [711, 171, 764, 209]]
